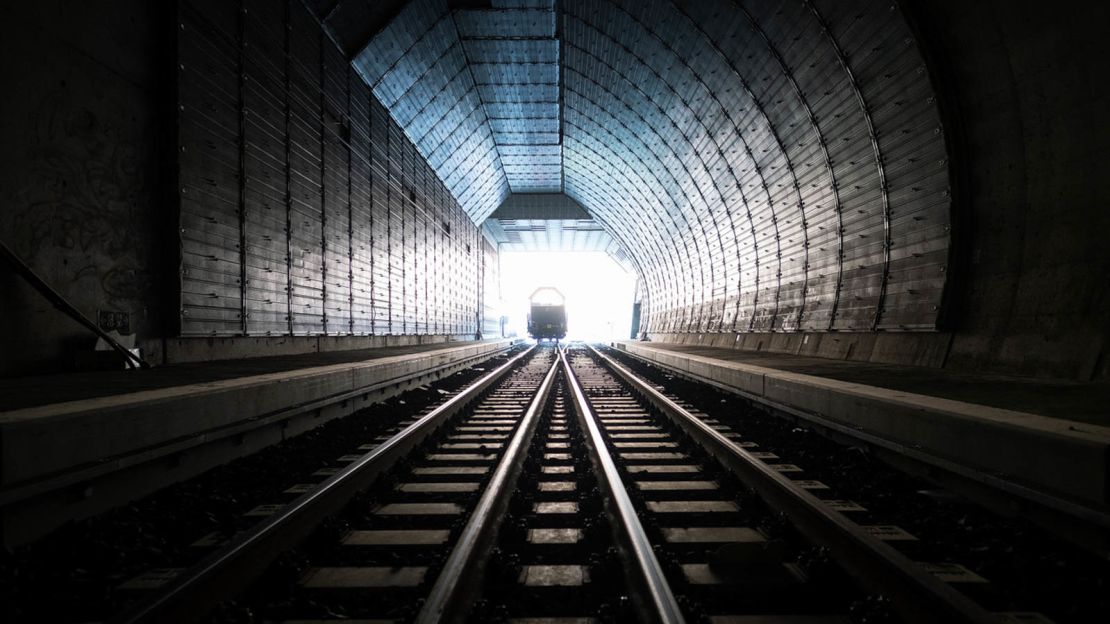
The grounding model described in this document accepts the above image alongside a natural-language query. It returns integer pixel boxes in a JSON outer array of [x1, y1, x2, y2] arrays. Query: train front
[[526, 287, 567, 342]]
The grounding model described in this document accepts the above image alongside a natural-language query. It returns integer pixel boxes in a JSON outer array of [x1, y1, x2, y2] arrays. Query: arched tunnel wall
[[630, 0, 1110, 381], [0, 1, 1107, 381]]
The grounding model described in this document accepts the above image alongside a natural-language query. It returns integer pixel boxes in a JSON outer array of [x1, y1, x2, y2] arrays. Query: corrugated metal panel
[[178, 0, 242, 336], [349, 68, 375, 335], [557, 0, 950, 336], [322, 41, 352, 334], [481, 236, 502, 337], [351, 0, 511, 220], [177, 0, 492, 338]]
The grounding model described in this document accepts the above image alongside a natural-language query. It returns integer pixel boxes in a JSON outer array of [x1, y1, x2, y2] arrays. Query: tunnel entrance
[[499, 250, 635, 342]]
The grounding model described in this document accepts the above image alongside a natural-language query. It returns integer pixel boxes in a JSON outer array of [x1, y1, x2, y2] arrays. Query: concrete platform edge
[[614, 341, 1110, 508], [0, 340, 513, 488]]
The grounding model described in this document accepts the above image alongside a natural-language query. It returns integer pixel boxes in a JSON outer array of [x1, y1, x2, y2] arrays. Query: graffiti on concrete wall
[[8, 87, 153, 307]]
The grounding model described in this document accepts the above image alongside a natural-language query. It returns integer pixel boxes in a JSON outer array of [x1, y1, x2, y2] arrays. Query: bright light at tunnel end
[[499, 251, 635, 343]]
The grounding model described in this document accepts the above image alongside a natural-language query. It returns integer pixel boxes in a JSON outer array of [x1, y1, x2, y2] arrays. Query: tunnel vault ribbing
[[337, 0, 952, 336], [173, 0, 950, 338]]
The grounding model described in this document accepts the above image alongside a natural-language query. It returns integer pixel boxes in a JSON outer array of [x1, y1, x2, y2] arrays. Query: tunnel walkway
[[620, 342, 1110, 425], [614, 341, 1110, 514]]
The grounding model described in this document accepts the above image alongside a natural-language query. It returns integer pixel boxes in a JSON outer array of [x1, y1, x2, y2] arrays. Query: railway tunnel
[[1, 1, 1108, 621]]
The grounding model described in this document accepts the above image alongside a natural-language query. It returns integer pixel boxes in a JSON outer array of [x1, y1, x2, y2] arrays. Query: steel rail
[[415, 352, 561, 623], [587, 345, 996, 624], [559, 347, 686, 624], [112, 345, 537, 624]]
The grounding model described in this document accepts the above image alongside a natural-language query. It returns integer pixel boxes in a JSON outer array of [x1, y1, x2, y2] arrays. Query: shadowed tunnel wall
[[0, 0, 497, 376], [0, 0, 167, 376], [908, 1, 1110, 380]]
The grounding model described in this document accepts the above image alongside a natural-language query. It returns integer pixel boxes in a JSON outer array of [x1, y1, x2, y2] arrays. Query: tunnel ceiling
[[321, 0, 952, 333], [482, 193, 634, 270]]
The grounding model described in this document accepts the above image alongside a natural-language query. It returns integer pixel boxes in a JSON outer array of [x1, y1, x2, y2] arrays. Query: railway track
[[109, 343, 1043, 622], [564, 346, 998, 624]]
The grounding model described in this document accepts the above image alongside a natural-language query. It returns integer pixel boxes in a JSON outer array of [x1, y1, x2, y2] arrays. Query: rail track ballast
[[108, 344, 1056, 623]]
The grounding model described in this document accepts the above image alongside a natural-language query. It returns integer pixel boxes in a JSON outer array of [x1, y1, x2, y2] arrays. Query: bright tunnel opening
[[498, 251, 636, 342]]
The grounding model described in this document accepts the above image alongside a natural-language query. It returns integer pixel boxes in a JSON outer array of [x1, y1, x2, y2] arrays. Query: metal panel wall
[[177, 0, 493, 337], [349, 69, 375, 334], [560, 0, 951, 336], [177, 0, 241, 335], [480, 235, 502, 338], [241, 0, 290, 335]]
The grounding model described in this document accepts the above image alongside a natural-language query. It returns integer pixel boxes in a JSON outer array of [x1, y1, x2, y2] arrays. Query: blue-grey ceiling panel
[[470, 62, 557, 85], [450, 3, 561, 193], [498, 144, 561, 157], [464, 39, 558, 64], [493, 131, 560, 145], [492, 0, 555, 8], [477, 83, 557, 103], [455, 9, 556, 38], [485, 102, 558, 119], [352, 0, 510, 221]]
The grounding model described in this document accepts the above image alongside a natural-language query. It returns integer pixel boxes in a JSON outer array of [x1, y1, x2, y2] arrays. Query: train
[[527, 287, 567, 341]]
